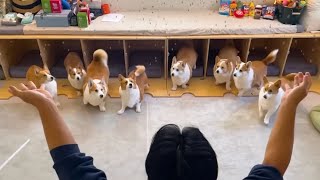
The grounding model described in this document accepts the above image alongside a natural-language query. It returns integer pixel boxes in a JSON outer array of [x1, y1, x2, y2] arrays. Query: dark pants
[[145, 124, 219, 180]]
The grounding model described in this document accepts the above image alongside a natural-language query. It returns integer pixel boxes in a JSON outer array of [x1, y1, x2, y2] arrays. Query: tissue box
[[41, 0, 51, 13], [77, 12, 88, 28], [50, 0, 62, 13], [35, 10, 71, 27]]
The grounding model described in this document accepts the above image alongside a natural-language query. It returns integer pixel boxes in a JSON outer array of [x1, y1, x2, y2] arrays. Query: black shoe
[[145, 124, 181, 180], [181, 127, 218, 180]]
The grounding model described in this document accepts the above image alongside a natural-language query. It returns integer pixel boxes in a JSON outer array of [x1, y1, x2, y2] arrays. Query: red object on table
[[102, 4, 110, 14], [50, 0, 62, 13], [234, 10, 244, 18], [80, 7, 91, 24]]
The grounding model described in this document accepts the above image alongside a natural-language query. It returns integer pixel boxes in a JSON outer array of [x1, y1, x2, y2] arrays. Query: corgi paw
[[100, 106, 106, 112], [171, 87, 177, 91], [182, 84, 187, 89], [226, 86, 231, 91], [76, 91, 82, 96], [136, 108, 141, 113], [117, 109, 125, 115], [264, 119, 269, 125], [55, 102, 61, 107]]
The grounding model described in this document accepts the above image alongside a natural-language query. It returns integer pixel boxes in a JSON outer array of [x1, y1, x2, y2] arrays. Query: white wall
[[104, 0, 275, 12]]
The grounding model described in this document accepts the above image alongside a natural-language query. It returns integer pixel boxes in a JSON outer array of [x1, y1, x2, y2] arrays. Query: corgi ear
[[88, 79, 94, 88], [215, 56, 220, 63], [181, 62, 186, 68], [172, 56, 177, 66], [118, 74, 125, 81], [274, 80, 281, 89], [246, 61, 252, 68], [236, 56, 241, 64], [34, 67, 40, 75], [263, 76, 269, 85], [68, 67, 73, 74], [100, 77, 106, 85]]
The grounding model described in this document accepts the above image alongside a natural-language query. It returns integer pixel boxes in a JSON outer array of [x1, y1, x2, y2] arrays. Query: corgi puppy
[[26, 65, 59, 106], [83, 49, 109, 111], [214, 44, 241, 91], [170, 45, 198, 91], [64, 52, 86, 94], [233, 49, 279, 96], [117, 65, 149, 115], [259, 74, 296, 125]]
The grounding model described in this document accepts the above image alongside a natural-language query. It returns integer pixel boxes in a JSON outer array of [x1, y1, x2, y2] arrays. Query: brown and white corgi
[[64, 52, 86, 94], [26, 65, 59, 106], [83, 49, 109, 111], [170, 43, 198, 91], [233, 49, 279, 96], [259, 74, 296, 125], [118, 65, 149, 115], [214, 43, 241, 91]]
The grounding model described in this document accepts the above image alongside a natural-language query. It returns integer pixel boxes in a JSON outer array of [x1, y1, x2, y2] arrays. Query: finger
[[298, 72, 304, 84], [294, 74, 300, 87], [40, 84, 46, 90], [19, 83, 28, 91], [26, 81, 37, 90], [302, 73, 312, 90], [284, 84, 291, 91], [8, 86, 22, 96]]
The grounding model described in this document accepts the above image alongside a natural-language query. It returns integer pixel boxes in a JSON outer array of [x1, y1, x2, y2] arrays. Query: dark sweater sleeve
[[50, 144, 107, 180], [243, 164, 283, 180]]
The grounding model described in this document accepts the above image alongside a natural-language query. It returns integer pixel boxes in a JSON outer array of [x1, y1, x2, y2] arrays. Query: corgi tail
[[135, 65, 146, 76], [93, 49, 108, 62], [283, 73, 297, 81], [262, 49, 279, 65]]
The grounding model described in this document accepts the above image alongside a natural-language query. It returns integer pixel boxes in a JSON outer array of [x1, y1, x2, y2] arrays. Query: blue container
[[219, 0, 231, 16], [35, 10, 71, 27]]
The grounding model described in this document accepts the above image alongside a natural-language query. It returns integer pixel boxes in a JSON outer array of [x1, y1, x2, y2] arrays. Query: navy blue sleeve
[[243, 164, 283, 180], [50, 144, 107, 180]]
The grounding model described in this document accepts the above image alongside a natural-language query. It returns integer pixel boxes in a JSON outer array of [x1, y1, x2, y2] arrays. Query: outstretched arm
[[9, 82, 75, 150], [262, 72, 312, 175], [9, 81, 107, 180]]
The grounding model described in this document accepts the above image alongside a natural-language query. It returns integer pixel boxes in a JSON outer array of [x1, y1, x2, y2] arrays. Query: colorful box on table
[[77, 12, 88, 28], [35, 10, 71, 27], [50, 0, 62, 13], [41, 0, 52, 13]]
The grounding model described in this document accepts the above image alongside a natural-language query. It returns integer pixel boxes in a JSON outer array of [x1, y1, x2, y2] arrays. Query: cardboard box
[[77, 12, 88, 28], [41, 0, 51, 13], [50, 0, 62, 13], [35, 10, 71, 27]]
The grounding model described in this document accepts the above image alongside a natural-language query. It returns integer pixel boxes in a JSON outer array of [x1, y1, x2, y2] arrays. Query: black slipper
[[145, 124, 181, 180]]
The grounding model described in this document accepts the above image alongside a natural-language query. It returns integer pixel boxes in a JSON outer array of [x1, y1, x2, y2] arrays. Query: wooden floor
[[0, 77, 319, 99]]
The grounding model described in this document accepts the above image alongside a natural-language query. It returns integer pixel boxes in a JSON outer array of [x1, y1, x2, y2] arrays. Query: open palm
[[8, 81, 54, 108], [283, 72, 312, 106]]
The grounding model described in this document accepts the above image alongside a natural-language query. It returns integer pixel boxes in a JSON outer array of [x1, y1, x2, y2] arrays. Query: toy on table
[[229, 1, 237, 16], [50, 0, 63, 13], [263, 6, 276, 20], [262, 5, 267, 16], [234, 9, 244, 18], [18, 12, 34, 24], [282, 0, 288, 6], [287, 0, 297, 8], [237, 0, 243, 9], [254, 5, 262, 19], [101, 4, 110, 14], [1, 12, 18, 26], [243, 3, 249, 16], [77, 11, 88, 28], [299, 0, 306, 7], [249, 1, 255, 17], [219, 0, 231, 16]]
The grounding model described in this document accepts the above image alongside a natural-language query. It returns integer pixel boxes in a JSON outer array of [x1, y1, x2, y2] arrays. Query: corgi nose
[[129, 84, 132, 88], [263, 95, 267, 99], [233, 74, 237, 77], [100, 94, 103, 98], [171, 73, 174, 77], [77, 77, 80, 81], [50, 76, 54, 81], [216, 70, 220, 73]]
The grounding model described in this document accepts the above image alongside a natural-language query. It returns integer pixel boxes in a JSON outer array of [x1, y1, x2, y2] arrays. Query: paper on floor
[[101, 13, 124, 22]]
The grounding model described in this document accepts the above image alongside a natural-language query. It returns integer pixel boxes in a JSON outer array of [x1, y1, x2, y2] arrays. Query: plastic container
[[219, 0, 231, 16]]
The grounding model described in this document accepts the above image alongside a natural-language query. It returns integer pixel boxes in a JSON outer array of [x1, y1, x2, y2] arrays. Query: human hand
[[282, 72, 312, 106], [8, 81, 54, 108]]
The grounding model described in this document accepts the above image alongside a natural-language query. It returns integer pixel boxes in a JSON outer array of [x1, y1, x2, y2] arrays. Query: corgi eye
[[125, 81, 128, 84], [73, 73, 76, 76], [239, 70, 243, 72], [176, 69, 179, 72], [95, 89, 98, 93], [268, 90, 272, 93], [77, 72, 81, 74], [101, 89, 103, 91], [221, 67, 224, 69], [217, 66, 220, 68], [172, 68, 175, 70], [43, 75, 46, 77]]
